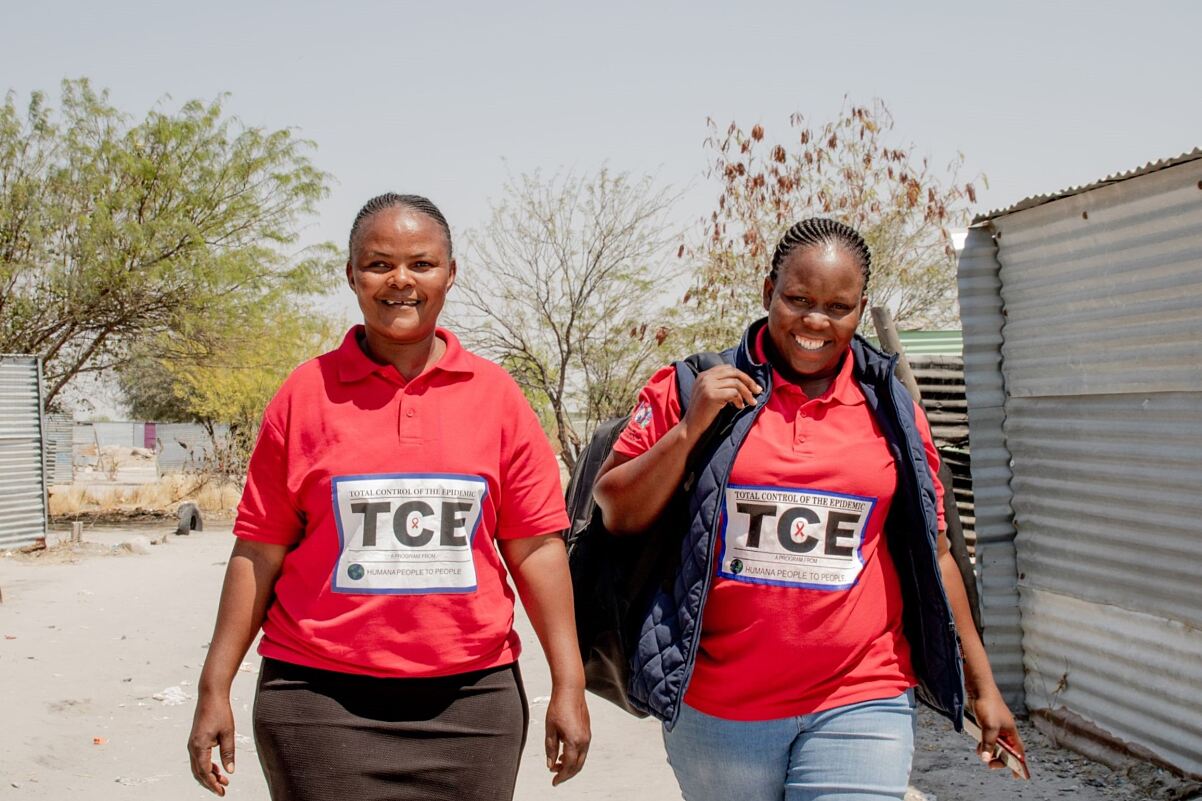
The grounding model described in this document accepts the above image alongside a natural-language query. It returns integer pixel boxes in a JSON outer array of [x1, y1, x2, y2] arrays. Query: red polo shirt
[[234, 326, 569, 678], [613, 333, 944, 720]]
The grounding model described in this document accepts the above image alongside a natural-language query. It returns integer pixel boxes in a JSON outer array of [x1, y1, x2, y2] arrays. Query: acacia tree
[[452, 170, 679, 470], [681, 100, 980, 347], [0, 79, 336, 409]]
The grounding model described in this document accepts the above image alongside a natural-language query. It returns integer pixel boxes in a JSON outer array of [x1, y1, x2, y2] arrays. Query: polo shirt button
[[406, 408, 415, 417]]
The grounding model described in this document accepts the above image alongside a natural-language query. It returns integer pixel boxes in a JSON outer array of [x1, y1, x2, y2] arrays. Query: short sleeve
[[233, 415, 305, 545], [611, 364, 681, 459], [495, 388, 570, 540], [912, 400, 947, 531]]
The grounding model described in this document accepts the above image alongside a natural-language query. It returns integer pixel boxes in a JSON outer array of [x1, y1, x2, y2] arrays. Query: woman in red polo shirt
[[187, 194, 590, 801], [594, 218, 1022, 800]]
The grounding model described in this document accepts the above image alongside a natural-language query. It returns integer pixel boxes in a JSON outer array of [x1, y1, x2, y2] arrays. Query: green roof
[[865, 329, 962, 356]]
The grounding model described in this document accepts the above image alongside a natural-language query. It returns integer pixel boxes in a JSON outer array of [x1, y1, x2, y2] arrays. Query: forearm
[[593, 422, 700, 534], [198, 538, 288, 695], [938, 543, 1025, 761], [500, 535, 585, 688], [937, 548, 1001, 700]]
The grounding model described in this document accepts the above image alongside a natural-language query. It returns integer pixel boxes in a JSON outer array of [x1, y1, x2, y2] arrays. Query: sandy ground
[[1, 522, 1198, 801]]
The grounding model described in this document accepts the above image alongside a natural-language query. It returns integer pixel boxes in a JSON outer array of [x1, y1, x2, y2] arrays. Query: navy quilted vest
[[626, 319, 966, 730]]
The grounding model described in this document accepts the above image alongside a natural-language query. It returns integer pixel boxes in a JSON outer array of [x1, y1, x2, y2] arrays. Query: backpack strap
[[673, 351, 726, 414], [563, 415, 630, 544], [568, 350, 725, 541], [673, 351, 731, 492]]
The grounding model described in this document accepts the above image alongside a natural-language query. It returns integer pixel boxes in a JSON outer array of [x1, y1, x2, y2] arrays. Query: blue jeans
[[662, 690, 916, 801]]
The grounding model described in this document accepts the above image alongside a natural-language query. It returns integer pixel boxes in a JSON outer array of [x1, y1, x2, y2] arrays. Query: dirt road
[[1, 523, 1194, 800]]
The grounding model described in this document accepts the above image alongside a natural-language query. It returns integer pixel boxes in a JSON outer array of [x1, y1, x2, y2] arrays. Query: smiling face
[[345, 207, 456, 353], [762, 242, 867, 379]]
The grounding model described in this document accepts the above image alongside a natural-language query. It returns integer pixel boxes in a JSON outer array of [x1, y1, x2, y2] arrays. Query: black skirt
[[253, 657, 529, 801]]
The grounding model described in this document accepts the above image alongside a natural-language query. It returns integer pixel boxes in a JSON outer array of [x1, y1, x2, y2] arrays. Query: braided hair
[[347, 193, 453, 260], [768, 218, 871, 291]]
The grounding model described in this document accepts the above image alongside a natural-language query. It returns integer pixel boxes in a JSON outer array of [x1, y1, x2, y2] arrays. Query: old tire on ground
[[176, 502, 204, 536]]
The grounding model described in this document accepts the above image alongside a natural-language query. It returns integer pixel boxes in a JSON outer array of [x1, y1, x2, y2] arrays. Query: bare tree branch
[[449, 169, 681, 470], [680, 100, 978, 348]]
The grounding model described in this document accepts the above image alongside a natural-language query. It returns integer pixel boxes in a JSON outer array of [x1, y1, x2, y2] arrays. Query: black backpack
[[562, 352, 727, 715]]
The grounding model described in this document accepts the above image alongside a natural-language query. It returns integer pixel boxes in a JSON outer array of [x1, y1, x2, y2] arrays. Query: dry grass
[[48, 474, 243, 518]]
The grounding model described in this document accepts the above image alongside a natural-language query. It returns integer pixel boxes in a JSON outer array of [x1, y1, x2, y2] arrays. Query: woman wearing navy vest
[[594, 218, 1022, 801]]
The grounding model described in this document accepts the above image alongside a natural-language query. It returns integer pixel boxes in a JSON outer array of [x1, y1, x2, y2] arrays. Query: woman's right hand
[[681, 366, 762, 438], [595, 365, 762, 534], [187, 691, 236, 796], [184, 538, 287, 794]]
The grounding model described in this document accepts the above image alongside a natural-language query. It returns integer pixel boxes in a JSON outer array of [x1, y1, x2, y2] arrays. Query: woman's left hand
[[935, 527, 1026, 777], [544, 685, 591, 785], [498, 534, 591, 783], [971, 689, 1026, 773]]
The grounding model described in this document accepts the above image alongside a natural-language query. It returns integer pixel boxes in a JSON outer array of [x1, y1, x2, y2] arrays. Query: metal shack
[[0, 355, 49, 549], [958, 150, 1202, 776]]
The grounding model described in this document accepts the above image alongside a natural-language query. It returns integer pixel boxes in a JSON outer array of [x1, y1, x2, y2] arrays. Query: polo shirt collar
[[335, 325, 476, 384], [751, 324, 864, 407]]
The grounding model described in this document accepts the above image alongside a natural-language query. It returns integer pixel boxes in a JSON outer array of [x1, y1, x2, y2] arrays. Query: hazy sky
[[5, 0, 1201, 303]]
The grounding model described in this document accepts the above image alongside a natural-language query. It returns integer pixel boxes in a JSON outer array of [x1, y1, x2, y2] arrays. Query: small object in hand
[[962, 712, 1029, 779]]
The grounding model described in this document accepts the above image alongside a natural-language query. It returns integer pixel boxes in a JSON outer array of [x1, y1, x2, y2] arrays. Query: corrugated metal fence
[[956, 227, 1025, 710], [0, 356, 48, 549], [70, 421, 228, 478], [43, 413, 73, 486], [911, 355, 976, 554], [961, 156, 1202, 776], [154, 423, 227, 474]]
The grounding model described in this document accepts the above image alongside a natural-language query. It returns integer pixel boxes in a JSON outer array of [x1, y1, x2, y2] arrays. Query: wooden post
[[869, 307, 923, 400], [71, 521, 83, 543], [870, 306, 983, 635]]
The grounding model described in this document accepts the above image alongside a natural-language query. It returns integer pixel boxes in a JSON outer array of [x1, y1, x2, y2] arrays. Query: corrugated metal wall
[[86, 421, 145, 448], [72, 422, 157, 484], [0, 356, 48, 549], [956, 228, 1026, 709], [154, 422, 227, 474], [69, 421, 228, 477], [979, 158, 1202, 775], [868, 328, 976, 555], [911, 356, 976, 553], [43, 413, 74, 486]]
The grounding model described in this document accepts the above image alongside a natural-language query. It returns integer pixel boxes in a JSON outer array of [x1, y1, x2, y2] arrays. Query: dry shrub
[[48, 485, 89, 517], [85, 486, 122, 508], [194, 481, 242, 513], [128, 478, 185, 509], [48, 474, 242, 517]]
